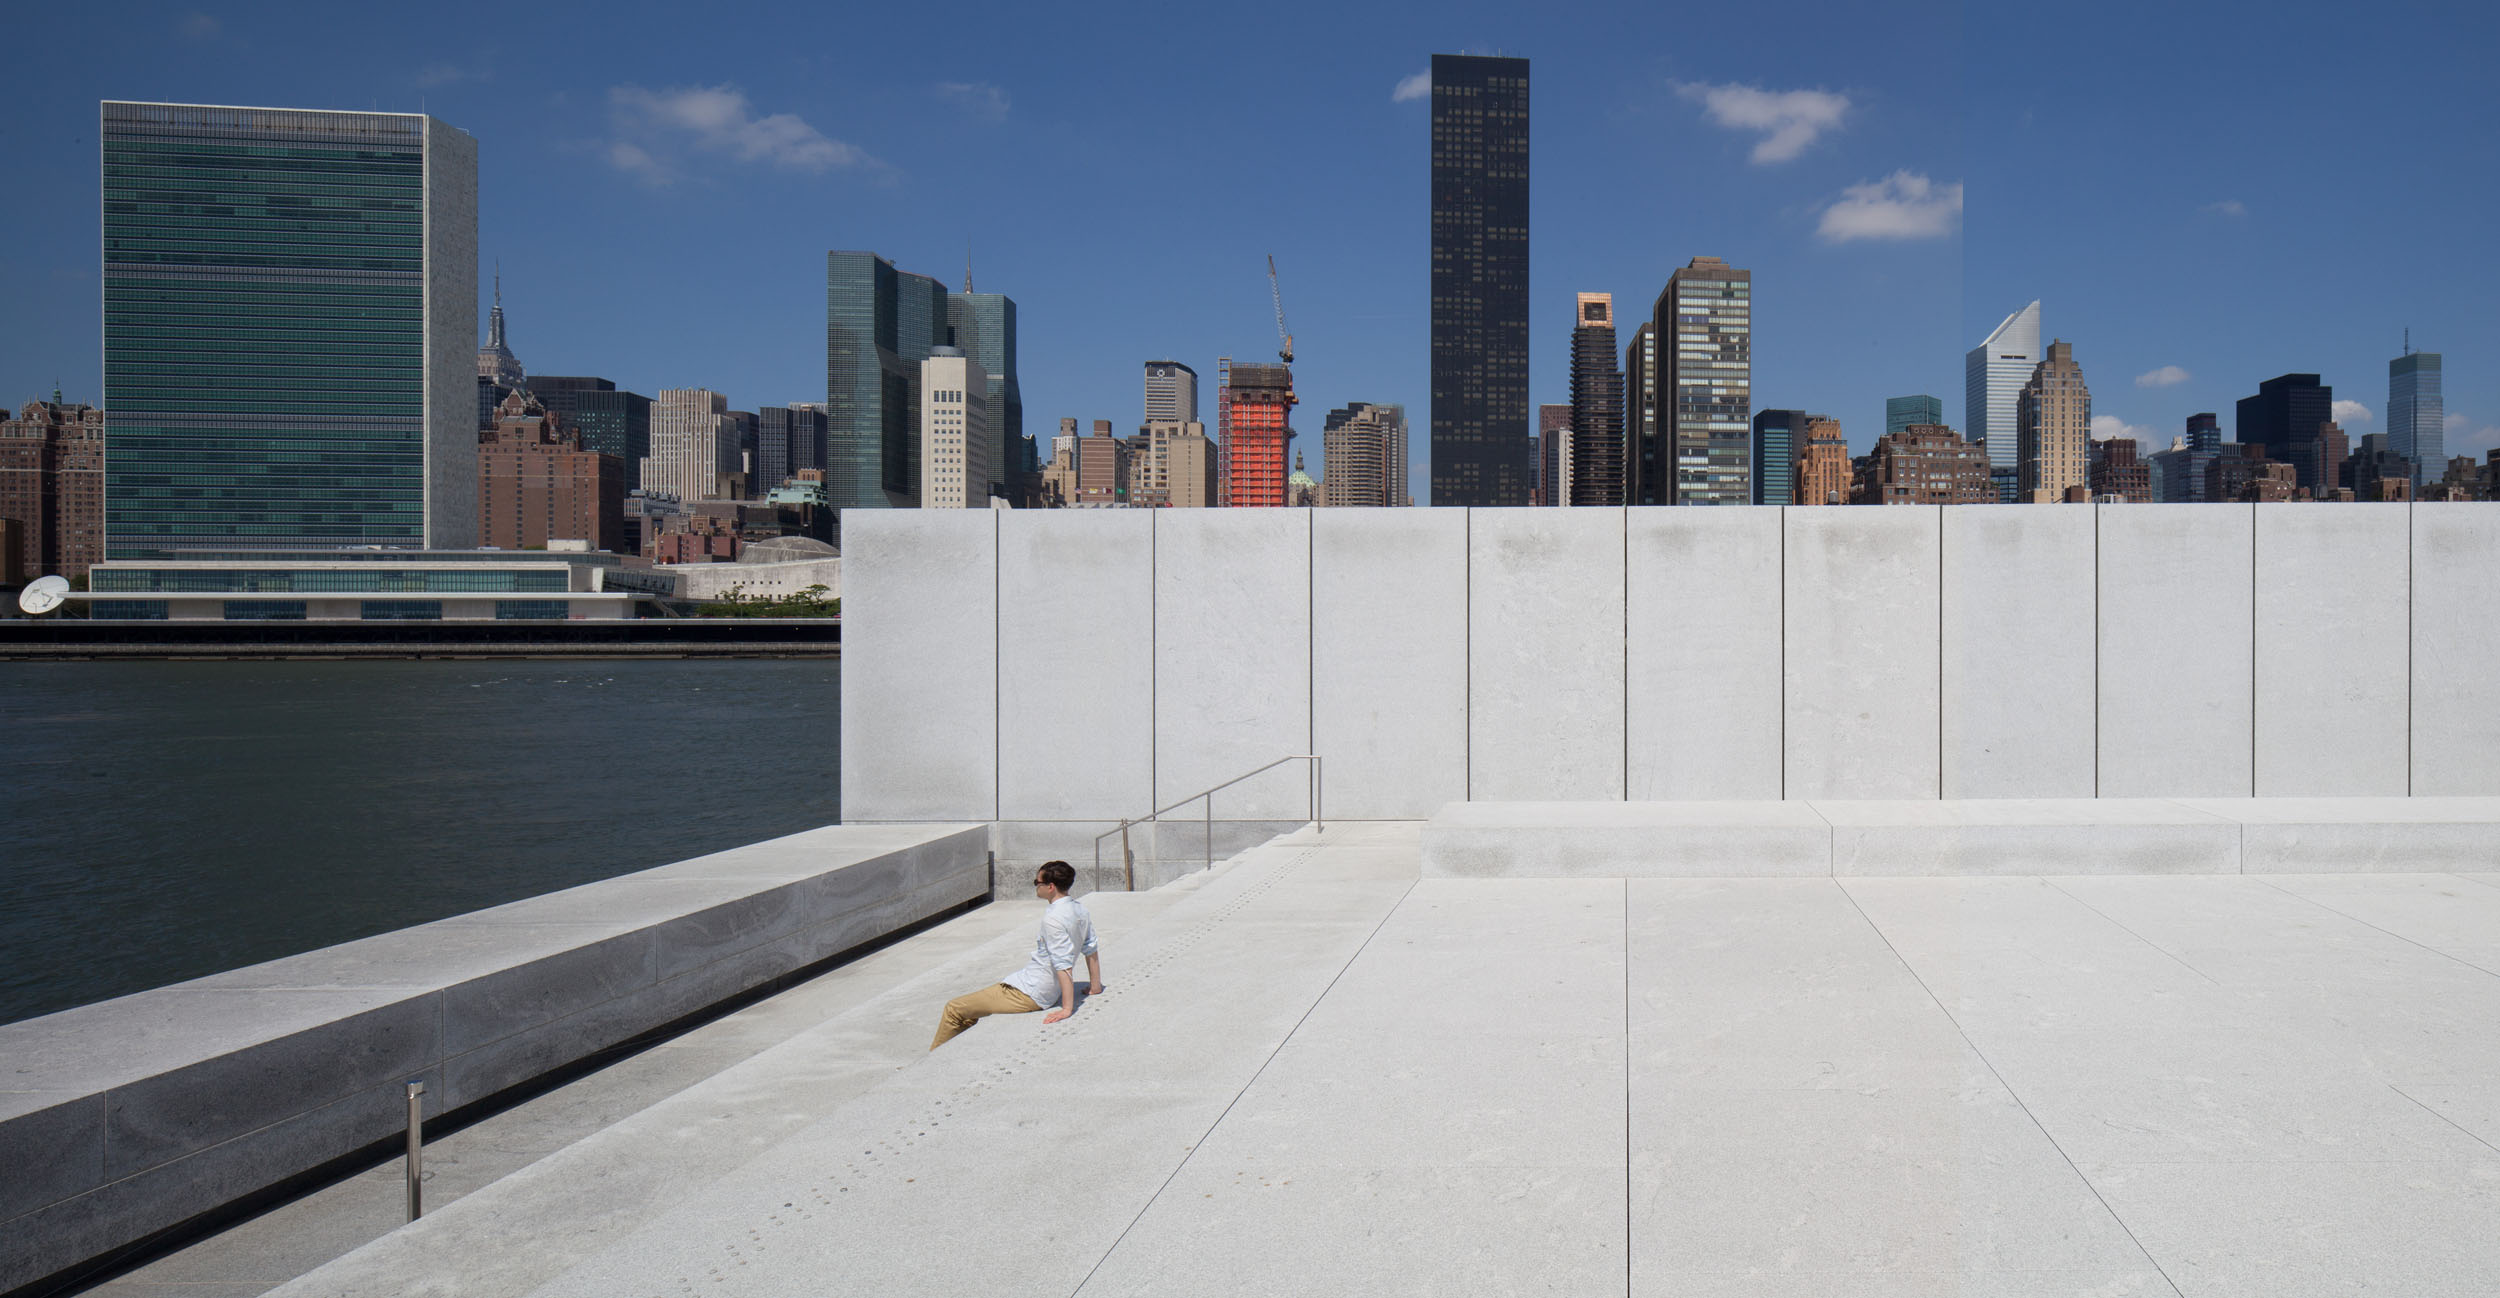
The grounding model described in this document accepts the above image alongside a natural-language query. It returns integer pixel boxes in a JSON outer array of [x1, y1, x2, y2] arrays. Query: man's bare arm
[[1043, 966, 1077, 1024], [1085, 951, 1104, 994]]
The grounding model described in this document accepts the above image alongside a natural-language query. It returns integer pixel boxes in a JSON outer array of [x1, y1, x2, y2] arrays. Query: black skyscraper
[[1429, 53, 1530, 507], [2236, 374, 2333, 492], [1568, 296, 1623, 506]]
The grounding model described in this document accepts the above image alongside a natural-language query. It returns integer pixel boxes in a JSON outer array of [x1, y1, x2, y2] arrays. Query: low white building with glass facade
[[81, 549, 652, 621]]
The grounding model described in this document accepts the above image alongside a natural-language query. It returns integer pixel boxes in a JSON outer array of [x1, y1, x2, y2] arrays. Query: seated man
[[930, 859, 1102, 1050]]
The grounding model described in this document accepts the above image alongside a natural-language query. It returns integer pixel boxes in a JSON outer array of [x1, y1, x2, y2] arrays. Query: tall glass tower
[[101, 102, 477, 556], [1886, 395, 1944, 436], [1429, 53, 1530, 507], [825, 251, 948, 509], [948, 292, 1021, 501], [1964, 300, 2040, 503], [2389, 349, 2443, 486]]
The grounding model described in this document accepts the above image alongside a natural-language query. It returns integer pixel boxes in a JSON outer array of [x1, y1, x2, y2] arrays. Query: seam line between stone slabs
[[2450, 872, 2500, 894], [1066, 874, 1420, 1298], [1828, 876, 2190, 1298], [2036, 878, 2223, 987], [2248, 876, 2500, 982], [2386, 1083, 2500, 1159], [1622, 875, 1632, 1296]]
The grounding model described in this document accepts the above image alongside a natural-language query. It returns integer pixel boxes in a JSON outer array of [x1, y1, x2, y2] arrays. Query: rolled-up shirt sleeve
[[1081, 925, 1099, 957], [1042, 913, 1080, 971]]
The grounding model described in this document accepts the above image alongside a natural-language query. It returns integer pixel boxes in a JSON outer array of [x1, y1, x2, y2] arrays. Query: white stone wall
[[842, 503, 2496, 828]]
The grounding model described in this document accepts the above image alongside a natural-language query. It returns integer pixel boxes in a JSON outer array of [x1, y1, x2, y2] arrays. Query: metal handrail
[[1091, 754, 1322, 891]]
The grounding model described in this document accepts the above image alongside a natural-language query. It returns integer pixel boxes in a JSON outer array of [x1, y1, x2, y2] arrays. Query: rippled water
[[0, 659, 840, 1024]]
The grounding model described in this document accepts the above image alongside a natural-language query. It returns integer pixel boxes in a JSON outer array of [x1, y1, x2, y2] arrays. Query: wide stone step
[[1422, 797, 2500, 877], [254, 833, 1288, 1298]]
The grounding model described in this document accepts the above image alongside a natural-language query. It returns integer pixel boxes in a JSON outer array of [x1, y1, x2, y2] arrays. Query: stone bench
[[1420, 798, 2500, 878], [0, 822, 988, 1294]]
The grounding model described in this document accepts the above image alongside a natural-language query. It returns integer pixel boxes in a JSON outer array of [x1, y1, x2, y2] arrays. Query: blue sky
[[4, 0, 2494, 499]]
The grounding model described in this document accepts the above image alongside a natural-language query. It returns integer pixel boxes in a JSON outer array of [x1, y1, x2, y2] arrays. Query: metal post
[[403, 1080, 424, 1221], [1119, 819, 1134, 892], [1205, 791, 1213, 872]]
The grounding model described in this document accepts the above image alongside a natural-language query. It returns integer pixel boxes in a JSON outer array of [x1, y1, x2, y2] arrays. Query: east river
[[0, 659, 841, 1025]]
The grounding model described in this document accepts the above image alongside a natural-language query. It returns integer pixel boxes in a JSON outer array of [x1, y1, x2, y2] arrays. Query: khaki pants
[[931, 983, 1040, 1049]]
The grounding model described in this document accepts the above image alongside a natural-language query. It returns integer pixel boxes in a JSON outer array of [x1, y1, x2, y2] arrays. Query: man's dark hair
[[1038, 860, 1076, 893]]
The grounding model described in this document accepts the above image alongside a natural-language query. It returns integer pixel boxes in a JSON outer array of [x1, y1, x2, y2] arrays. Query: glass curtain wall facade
[[1751, 409, 1806, 506], [826, 251, 947, 508], [529, 376, 651, 466], [1624, 323, 1661, 504], [1429, 54, 1530, 507], [2389, 351, 2443, 486], [2236, 374, 2333, 493], [755, 404, 829, 493], [1886, 395, 1944, 436], [948, 293, 1020, 500], [101, 102, 477, 556], [1658, 257, 1752, 505], [1964, 300, 2040, 503]]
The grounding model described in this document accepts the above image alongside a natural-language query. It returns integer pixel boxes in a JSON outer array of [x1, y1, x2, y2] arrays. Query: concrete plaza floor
[[143, 823, 2500, 1297]]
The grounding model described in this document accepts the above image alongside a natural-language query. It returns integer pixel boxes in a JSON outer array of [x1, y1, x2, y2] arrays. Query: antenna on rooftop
[[964, 242, 974, 295]]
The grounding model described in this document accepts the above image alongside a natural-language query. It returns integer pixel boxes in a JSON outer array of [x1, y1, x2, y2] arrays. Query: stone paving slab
[[210, 829, 2500, 1298]]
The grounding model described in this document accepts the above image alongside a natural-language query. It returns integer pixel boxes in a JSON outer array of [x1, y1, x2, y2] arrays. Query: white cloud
[[2332, 399, 2372, 425], [179, 13, 220, 40], [2135, 365, 2191, 388], [1392, 70, 1431, 103], [2202, 199, 2247, 217], [1676, 82, 1849, 164], [1816, 171, 1962, 243], [2443, 412, 2500, 456], [936, 81, 1009, 123], [607, 84, 876, 184], [2091, 415, 2156, 443]]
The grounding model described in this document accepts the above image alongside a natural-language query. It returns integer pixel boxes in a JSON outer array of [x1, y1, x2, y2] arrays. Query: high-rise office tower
[[2236, 374, 2334, 494], [755, 404, 829, 493], [949, 292, 1019, 499], [644, 389, 738, 502], [1322, 402, 1408, 509], [1965, 300, 2041, 504], [1568, 294, 1624, 506], [530, 378, 652, 467], [1886, 395, 1944, 437], [826, 251, 949, 508], [1792, 416, 1850, 505], [2017, 340, 2091, 502], [1623, 323, 1661, 504], [2390, 348, 2443, 487], [101, 102, 478, 556], [1144, 362, 1198, 426], [919, 348, 991, 510], [1223, 362, 1295, 507], [1657, 257, 1753, 505], [1750, 409, 1808, 507], [0, 396, 107, 582], [1077, 420, 1128, 506], [1429, 53, 1530, 507], [1536, 403, 1571, 506], [1129, 420, 1217, 508]]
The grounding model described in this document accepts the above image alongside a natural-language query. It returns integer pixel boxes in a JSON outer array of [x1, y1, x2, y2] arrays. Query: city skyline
[[2, 3, 2495, 503]]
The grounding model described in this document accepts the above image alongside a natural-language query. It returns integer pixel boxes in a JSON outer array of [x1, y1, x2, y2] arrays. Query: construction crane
[[1266, 254, 1294, 364]]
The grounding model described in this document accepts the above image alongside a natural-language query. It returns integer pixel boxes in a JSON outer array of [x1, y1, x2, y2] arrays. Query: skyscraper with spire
[[1965, 300, 2040, 503], [477, 268, 525, 428]]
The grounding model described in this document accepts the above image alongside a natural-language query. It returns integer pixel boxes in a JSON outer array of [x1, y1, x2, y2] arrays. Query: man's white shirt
[[1004, 896, 1097, 1010]]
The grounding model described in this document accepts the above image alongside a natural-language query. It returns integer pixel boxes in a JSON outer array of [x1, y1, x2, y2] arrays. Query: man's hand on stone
[[1043, 1007, 1072, 1024]]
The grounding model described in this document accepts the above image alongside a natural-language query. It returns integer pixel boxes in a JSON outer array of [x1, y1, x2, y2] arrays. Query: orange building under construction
[[1221, 360, 1295, 507]]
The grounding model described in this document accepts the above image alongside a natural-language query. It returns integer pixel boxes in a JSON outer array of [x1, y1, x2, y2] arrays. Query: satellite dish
[[18, 575, 71, 615]]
